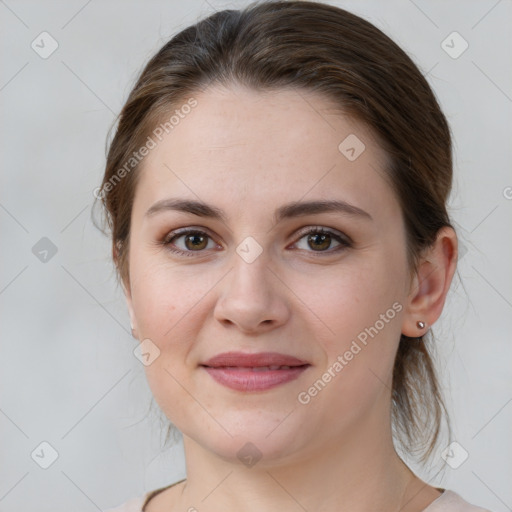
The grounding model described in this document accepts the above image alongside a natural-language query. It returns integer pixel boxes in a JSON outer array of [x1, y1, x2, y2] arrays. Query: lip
[[202, 351, 309, 368], [200, 351, 311, 392]]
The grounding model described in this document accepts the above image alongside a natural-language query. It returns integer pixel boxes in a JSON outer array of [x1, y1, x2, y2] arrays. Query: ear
[[114, 242, 138, 340], [401, 226, 458, 337], [122, 278, 139, 340]]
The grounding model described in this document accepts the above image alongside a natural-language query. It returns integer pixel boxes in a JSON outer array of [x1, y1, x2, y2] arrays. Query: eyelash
[[160, 226, 352, 258]]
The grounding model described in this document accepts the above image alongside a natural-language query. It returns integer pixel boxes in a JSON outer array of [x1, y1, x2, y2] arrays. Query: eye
[[162, 229, 219, 257], [160, 226, 351, 258], [292, 227, 351, 254]]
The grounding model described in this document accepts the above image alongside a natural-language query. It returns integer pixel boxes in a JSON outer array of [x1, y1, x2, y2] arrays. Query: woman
[[98, 1, 492, 511]]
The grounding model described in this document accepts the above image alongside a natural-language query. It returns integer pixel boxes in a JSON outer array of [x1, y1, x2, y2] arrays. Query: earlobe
[[401, 226, 458, 338]]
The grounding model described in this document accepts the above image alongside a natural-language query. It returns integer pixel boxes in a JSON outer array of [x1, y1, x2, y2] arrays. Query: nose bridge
[[229, 237, 273, 298], [213, 237, 289, 331]]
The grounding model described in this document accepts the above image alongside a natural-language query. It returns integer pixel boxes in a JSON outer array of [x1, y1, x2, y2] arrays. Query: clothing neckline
[[142, 483, 448, 511], [422, 488, 448, 511], [142, 478, 186, 511]]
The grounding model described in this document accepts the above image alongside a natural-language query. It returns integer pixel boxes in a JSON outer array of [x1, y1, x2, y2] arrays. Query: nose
[[213, 250, 290, 334]]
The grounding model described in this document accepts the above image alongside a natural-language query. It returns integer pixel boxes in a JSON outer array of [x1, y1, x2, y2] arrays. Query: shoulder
[[426, 490, 495, 512], [104, 494, 147, 512]]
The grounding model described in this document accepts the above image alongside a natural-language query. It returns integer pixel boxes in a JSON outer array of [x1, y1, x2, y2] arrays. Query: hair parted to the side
[[94, 0, 454, 466]]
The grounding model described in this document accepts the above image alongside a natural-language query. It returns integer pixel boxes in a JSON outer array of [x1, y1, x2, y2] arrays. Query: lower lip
[[202, 365, 310, 391]]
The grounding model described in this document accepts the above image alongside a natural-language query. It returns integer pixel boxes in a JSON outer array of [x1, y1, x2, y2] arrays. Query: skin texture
[[123, 85, 458, 512]]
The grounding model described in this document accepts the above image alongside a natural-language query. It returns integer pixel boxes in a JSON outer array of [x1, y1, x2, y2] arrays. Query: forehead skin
[[131, 84, 401, 249]]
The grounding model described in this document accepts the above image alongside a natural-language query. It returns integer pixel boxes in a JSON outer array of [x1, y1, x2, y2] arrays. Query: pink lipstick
[[200, 351, 311, 391]]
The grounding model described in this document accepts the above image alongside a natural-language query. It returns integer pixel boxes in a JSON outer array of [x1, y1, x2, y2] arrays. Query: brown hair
[[95, 0, 454, 465]]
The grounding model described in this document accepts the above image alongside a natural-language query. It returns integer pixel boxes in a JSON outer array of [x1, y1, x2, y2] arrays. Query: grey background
[[0, 1, 511, 511]]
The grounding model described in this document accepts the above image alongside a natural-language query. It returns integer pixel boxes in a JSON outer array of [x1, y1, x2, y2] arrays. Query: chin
[[182, 411, 314, 468]]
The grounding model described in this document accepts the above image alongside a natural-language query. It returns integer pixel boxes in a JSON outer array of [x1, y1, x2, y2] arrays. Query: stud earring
[[416, 321, 426, 330]]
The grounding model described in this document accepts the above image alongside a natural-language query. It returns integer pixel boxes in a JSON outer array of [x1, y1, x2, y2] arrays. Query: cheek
[[130, 257, 205, 339], [291, 256, 404, 342], [296, 257, 404, 396], [130, 262, 200, 424]]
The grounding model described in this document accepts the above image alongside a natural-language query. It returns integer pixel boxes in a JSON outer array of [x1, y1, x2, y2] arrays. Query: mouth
[[203, 365, 304, 371], [199, 352, 311, 391]]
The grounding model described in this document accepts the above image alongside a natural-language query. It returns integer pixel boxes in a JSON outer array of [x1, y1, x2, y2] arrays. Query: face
[[125, 84, 413, 465]]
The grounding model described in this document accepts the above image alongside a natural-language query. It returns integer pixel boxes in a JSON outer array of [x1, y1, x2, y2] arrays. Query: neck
[[175, 400, 421, 512]]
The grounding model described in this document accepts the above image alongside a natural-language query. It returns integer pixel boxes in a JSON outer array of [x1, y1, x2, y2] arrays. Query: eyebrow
[[145, 198, 373, 223]]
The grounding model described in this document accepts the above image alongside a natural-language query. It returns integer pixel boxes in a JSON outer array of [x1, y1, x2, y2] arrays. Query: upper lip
[[201, 351, 310, 368]]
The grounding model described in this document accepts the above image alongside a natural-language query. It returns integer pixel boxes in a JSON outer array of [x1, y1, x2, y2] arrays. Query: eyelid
[[292, 225, 353, 245], [163, 225, 351, 243], [162, 226, 217, 244]]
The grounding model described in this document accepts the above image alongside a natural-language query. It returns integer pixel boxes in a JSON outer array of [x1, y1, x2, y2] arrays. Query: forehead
[[132, 85, 399, 224]]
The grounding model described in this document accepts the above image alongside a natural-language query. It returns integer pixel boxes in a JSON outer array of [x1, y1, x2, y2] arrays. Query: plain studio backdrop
[[0, 1, 511, 511]]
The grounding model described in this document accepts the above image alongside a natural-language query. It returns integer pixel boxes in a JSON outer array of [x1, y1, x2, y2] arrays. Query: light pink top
[[105, 488, 494, 512]]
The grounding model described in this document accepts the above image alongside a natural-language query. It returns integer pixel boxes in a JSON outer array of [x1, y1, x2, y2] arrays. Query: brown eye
[[307, 232, 332, 251], [163, 229, 217, 256], [293, 227, 351, 254], [183, 232, 208, 250]]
